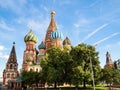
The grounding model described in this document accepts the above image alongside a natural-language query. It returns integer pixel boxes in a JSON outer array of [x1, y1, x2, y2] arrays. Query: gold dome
[[51, 10, 55, 15]]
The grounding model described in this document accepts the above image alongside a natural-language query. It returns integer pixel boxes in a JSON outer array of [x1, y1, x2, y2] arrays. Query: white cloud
[[0, 0, 27, 14], [81, 23, 109, 43], [0, 20, 15, 31], [59, 0, 71, 6], [74, 18, 90, 28], [117, 42, 120, 46], [27, 17, 50, 36], [0, 52, 9, 60], [94, 32, 119, 45], [0, 45, 8, 60], [41, 5, 49, 13], [89, 0, 100, 8], [0, 45, 6, 51]]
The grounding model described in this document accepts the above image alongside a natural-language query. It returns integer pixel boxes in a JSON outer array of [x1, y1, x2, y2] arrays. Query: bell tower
[[3, 42, 19, 85]]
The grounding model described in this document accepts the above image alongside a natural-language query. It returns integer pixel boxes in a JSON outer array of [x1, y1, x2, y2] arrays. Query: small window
[[7, 74, 10, 78], [10, 64, 12, 69], [36, 68, 38, 72], [30, 68, 33, 71]]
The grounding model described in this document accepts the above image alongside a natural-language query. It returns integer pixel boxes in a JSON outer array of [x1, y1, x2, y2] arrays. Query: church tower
[[45, 11, 63, 49], [45, 11, 57, 49], [22, 28, 38, 71], [104, 51, 114, 68], [3, 42, 19, 85]]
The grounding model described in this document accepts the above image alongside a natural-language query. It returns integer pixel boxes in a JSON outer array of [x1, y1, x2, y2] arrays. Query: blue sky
[[0, 0, 120, 77]]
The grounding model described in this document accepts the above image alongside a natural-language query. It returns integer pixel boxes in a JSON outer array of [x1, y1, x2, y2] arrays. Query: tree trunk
[[83, 78, 86, 88], [54, 82, 57, 88], [83, 64, 86, 88]]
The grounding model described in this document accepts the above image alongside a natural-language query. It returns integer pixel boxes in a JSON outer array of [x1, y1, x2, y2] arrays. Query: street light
[[89, 53, 95, 90], [89, 44, 97, 90]]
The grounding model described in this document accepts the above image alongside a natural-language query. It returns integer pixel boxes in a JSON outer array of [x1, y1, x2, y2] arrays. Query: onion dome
[[24, 29, 38, 43], [51, 29, 63, 40], [38, 41, 46, 49], [63, 36, 71, 45]]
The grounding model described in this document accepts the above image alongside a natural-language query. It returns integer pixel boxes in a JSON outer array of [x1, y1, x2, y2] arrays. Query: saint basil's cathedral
[[3, 11, 71, 85]]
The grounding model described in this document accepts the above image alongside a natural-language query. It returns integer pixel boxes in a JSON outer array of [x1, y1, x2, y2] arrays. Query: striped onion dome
[[51, 29, 63, 40]]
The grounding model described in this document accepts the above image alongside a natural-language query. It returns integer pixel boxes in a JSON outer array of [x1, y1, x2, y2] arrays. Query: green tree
[[101, 68, 120, 86], [21, 70, 41, 87], [41, 46, 62, 88], [70, 43, 100, 88], [113, 69, 120, 84], [40, 45, 73, 88], [58, 48, 73, 84]]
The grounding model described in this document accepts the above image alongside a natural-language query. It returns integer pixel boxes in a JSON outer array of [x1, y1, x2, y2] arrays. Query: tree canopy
[[70, 43, 101, 87], [40, 44, 101, 88]]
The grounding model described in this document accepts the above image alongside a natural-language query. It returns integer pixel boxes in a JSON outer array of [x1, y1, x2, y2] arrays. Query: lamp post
[[89, 44, 97, 90], [89, 53, 95, 90], [86, 44, 97, 90]]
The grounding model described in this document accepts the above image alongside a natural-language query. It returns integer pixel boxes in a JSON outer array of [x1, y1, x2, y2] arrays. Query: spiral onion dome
[[38, 41, 46, 49], [63, 36, 71, 45], [24, 29, 38, 43], [51, 29, 63, 40]]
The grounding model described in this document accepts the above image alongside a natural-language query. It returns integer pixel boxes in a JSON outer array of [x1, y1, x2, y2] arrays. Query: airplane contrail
[[94, 32, 119, 45], [81, 23, 109, 43]]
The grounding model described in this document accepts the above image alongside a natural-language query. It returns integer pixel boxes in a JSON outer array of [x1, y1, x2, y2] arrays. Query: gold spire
[[49, 10, 56, 29]]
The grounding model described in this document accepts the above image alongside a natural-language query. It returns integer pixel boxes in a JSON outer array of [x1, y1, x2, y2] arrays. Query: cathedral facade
[[3, 11, 71, 85], [21, 11, 71, 72]]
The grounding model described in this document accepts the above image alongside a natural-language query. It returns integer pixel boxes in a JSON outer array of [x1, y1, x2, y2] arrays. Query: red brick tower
[[3, 42, 19, 85], [104, 51, 114, 68], [45, 11, 63, 49], [45, 11, 57, 49]]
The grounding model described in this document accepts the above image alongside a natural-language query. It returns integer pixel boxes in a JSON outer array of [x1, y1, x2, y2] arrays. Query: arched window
[[10, 64, 12, 69], [36, 68, 38, 72], [12, 73, 14, 78], [14, 65, 17, 70], [7, 73, 10, 78], [30, 68, 33, 71], [7, 65, 9, 69]]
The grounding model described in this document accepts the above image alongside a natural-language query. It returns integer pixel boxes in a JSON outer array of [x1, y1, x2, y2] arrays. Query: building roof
[[24, 28, 38, 43], [49, 10, 57, 31], [7, 42, 18, 64], [63, 36, 71, 45], [51, 29, 63, 40], [38, 41, 46, 49]]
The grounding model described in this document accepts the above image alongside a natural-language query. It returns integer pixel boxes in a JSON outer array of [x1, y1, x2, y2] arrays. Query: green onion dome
[[38, 41, 46, 49], [63, 36, 71, 45], [51, 29, 63, 40], [24, 29, 38, 43]]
